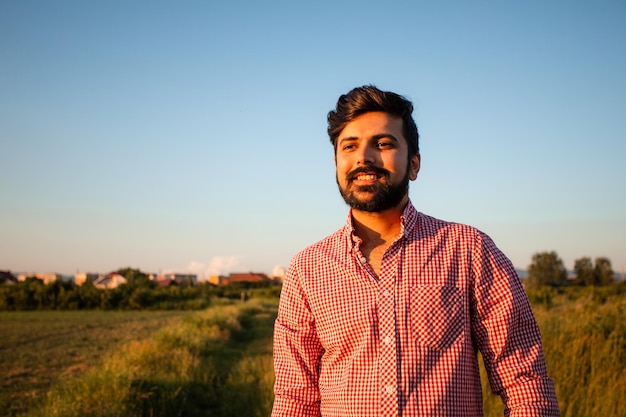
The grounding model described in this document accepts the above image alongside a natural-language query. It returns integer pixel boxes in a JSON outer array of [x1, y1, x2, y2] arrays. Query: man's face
[[335, 111, 420, 212]]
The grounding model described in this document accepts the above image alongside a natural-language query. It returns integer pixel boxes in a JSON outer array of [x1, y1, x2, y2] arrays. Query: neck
[[351, 197, 408, 245]]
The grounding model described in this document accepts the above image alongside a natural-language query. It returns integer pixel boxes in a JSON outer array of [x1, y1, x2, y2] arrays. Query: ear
[[409, 153, 420, 181]]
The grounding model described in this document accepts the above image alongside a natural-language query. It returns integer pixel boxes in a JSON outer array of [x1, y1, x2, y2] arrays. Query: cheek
[[385, 154, 406, 172], [335, 157, 352, 174]]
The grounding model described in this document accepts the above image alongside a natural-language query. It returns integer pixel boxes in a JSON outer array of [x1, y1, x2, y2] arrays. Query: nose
[[356, 144, 375, 165]]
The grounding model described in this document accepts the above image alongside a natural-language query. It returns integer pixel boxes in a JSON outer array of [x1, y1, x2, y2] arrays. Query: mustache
[[346, 165, 390, 181]]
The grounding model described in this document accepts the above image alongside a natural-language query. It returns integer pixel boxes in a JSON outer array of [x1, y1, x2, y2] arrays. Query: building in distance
[[208, 272, 274, 286]]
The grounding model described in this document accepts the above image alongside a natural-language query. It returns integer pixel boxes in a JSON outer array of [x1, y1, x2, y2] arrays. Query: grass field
[[0, 310, 190, 416], [481, 286, 626, 417], [1, 299, 277, 417], [1, 287, 624, 416]]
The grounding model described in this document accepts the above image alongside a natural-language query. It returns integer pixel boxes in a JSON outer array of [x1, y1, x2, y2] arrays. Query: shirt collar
[[343, 199, 418, 250]]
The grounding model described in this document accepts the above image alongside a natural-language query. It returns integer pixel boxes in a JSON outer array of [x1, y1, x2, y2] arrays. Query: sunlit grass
[[0, 310, 188, 416], [481, 286, 626, 417], [25, 299, 278, 417], [5, 287, 624, 417]]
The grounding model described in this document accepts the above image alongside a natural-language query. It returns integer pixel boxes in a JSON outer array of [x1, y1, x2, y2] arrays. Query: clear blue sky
[[1, 0, 625, 278]]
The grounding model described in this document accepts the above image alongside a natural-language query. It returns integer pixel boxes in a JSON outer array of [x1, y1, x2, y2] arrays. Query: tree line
[[0, 268, 282, 311], [526, 251, 618, 289], [1, 255, 620, 310]]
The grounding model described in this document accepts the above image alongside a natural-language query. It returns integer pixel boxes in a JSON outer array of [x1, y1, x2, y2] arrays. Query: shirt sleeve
[[272, 260, 324, 417], [470, 232, 560, 417]]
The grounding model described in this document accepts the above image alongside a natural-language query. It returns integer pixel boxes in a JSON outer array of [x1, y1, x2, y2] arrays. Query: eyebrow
[[337, 133, 400, 146]]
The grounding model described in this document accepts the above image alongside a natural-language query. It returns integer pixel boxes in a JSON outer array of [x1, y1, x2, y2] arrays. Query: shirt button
[[383, 290, 391, 297], [383, 336, 392, 345], [385, 385, 394, 394], [360, 256, 367, 264]]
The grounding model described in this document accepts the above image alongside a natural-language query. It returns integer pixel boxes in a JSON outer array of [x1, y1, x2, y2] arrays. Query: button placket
[[378, 258, 398, 415]]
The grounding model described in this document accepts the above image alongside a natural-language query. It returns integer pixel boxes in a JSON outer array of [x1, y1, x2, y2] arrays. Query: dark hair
[[327, 85, 419, 155]]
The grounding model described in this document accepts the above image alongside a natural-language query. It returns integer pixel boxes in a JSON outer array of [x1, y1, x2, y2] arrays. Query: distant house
[[93, 272, 127, 289], [155, 273, 198, 286], [0, 270, 18, 284], [208, 275, 225, 285], [16, 273, 65, 284], [209, 272, 273, 285], [156, 279, 176, 287], [75, 272, 99, 286]]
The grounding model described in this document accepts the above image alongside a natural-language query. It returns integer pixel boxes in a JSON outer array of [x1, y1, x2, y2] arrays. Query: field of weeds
[[2, 286, 624, 417], [2, 298, 277, 417], [481, 286, 626, 417], [0, 309, 190, 416]]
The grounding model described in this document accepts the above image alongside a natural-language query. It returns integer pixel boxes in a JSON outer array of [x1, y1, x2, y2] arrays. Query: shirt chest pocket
[[409, 285, 465, 350]]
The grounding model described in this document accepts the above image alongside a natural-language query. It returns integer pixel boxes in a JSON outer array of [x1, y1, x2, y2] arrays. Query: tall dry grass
[[27, 299, 277, 417], [23, 287, 625, 416], [481, 286, 626, 417]]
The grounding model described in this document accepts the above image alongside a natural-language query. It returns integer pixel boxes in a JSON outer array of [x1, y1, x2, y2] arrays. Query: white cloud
[[184, 261, 207, 276], [272, 264, 286, 277], [183, 256, 248, 280]]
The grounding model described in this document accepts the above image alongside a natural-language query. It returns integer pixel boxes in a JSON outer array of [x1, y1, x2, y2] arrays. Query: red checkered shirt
[[272, 200, 559, 417]]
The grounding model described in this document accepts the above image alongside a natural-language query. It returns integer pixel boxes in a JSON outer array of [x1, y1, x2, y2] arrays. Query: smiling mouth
[[354, 173, 380, 181], [346, 166, 390, 185]]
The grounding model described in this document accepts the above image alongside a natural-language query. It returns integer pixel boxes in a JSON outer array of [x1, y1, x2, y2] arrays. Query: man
[[272, 85, 559, 416]]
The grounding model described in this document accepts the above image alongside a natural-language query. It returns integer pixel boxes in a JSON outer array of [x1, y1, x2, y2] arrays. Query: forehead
[[339, 111, 405, 140]]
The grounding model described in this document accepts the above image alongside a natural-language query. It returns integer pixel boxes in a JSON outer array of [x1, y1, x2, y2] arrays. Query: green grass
[[0, 310, 190, 417], [17, 298, 277, 417], [535, 287, 625, 417], [2, 287, 624, 417], [481, 286, 626, 417]]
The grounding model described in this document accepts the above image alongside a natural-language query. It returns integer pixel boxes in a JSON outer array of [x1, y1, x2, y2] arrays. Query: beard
[[337, 163, 410, 213]]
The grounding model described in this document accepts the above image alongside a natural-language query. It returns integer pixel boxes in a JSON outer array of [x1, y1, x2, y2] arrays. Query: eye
[[377, 141, 393, 149]]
